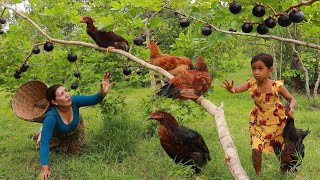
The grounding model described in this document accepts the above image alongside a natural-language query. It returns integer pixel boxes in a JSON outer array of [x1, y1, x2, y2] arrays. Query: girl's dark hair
[[251, 53, 273, 68], [46, 84, 62, 102]]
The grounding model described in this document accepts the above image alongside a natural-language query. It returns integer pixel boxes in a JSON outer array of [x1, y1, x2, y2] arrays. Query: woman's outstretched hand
[[100, 72, 114, 97], [40, 166, 50, 180], [221, 79, 236, 93]]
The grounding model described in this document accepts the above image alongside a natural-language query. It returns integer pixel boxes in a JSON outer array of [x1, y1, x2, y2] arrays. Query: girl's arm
[[278, 85, 296, 117], [221, 80, 249, 93]]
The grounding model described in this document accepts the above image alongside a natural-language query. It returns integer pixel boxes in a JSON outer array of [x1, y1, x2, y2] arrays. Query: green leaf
[[110, 1, 123, 10]]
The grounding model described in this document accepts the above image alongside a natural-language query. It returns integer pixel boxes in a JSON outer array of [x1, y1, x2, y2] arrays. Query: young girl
[[222, 53, 296, 174]]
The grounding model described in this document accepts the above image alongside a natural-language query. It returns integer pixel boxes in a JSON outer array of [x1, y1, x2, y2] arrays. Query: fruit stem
[[24, 51, 33, 63], [264, 3, 277, 16], [63, 44, 71, 53], [1, 7, 6, 17]]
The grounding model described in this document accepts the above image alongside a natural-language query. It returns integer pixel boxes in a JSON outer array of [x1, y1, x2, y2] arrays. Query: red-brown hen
[[149, 111, 211, 173], [147, 42, 193, 76], [80, 16, 129, 52], [157, 56, 211, 100]]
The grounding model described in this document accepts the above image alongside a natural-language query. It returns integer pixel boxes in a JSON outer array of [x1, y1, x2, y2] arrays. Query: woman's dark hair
[[46, 84, 62, 102], [251, 53, 273, 68]]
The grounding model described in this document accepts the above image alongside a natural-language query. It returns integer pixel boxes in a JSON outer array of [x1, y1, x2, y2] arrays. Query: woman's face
[[53, 86, 72, 107]]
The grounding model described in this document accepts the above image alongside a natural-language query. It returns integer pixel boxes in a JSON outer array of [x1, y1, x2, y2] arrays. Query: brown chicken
[[273, 117, 310, 172], [80, 16, 129, 52], [149, 111, 211, 173], [157, 56, 211, 100], [147, 42, 193, 76]]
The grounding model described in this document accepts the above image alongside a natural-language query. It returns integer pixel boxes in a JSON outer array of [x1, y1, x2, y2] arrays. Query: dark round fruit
[[15, 69, 22, 74], [74, 71, 81, 78], [264, 17, 276, 28], [289, 8, 304, 23], [278, 14, 291, 27], [201, 26, 212, 36], [133, 37, 144, 46], [14, 73, 21, 79], [20, 63, 30, 72], [123, 67, 131, 76], [0, 17, 6, 24], [67, 53, 77, 62], [257, 24, 268, 35], [241, 23, 253, 33], [32, 46, 40, 54], [43, 42, 54, 52], [71, 82, 78, 89], [179, 18, 190, 28], [229, 1, 242, 14], [252, 4, 265, 17], [0, 29, 4, 34], [136, 68, 141, 75]]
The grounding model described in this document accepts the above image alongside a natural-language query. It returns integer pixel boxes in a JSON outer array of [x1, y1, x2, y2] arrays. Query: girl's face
[[251, 60, 273, 82], [52, 86, 72, 107]]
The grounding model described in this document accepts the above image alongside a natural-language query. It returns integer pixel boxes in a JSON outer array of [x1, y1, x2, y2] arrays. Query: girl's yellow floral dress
[[247, 78, 287, 153]]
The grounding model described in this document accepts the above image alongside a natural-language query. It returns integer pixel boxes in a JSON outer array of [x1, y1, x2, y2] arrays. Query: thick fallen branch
[[1, 3, 249, 179], [196, 97, 249, 180]]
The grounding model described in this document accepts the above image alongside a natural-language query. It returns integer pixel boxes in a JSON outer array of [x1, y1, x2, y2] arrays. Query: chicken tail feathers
[[157, 83, 180, 98]]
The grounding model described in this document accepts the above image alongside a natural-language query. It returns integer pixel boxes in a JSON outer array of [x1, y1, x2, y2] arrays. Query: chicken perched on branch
[[273, 117, 310, 172], [157, 56, 211, 100], [149, 111, 211, 173], [80, 16, 129, 52], [147, 42, 193, 76]]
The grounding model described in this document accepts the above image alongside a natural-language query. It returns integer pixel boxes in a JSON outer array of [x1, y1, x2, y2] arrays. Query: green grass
[[1, 66, 319, 179]]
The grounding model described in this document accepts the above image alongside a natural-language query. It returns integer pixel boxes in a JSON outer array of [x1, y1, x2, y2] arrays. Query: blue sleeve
[[72, 93, 104, 107], [40, 113, 57, 165]]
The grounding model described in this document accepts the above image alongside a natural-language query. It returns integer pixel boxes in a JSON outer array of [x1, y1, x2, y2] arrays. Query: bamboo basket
[[12, 80, 49, 123]]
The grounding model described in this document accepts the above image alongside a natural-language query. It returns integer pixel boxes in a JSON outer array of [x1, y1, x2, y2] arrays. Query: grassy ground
[[0, 65, 319, 179]]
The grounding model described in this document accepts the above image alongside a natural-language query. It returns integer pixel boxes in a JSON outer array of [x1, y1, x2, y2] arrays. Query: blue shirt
[[40, 93, 104, 165]]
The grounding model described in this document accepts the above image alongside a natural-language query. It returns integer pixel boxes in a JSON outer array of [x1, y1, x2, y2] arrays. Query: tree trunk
[[270, 41, 278, 80], [288, 26, 311, 97], [314, 73, 320, 96]]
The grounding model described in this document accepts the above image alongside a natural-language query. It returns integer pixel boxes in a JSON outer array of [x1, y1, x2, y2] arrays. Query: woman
[[37, 72, 113, 180]]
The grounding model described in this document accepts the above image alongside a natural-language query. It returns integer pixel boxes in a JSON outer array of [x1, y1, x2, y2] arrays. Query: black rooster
[[80, 16, 129, 52], [273, 117, 310, 172], [149, 111, 211, 173]]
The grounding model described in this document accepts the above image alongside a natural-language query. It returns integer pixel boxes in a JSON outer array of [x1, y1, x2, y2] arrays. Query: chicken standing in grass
[[273, 117, 310, 172], [149, 111, 211, 173], [147, 42, 193, 76], [157, 56, 211, 100], [80, 16, 129, 52]]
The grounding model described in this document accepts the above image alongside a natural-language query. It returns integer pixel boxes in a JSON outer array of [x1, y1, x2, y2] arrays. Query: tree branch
[[278, 0, 320, 15]]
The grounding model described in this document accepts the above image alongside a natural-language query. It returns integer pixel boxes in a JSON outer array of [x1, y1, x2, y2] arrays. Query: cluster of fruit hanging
[[14, 40, 81, 89], [229, 1, 305, 34]]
